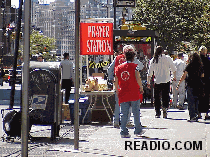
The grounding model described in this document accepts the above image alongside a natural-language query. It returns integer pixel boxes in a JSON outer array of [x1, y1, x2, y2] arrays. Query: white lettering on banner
[[88, 26, 91, 37], [87, 40, 111, 53], [87, 26, 110, 38]]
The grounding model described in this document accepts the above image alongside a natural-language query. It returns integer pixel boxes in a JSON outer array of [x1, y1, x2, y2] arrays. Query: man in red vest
[[115, 45, 144, 138], [108, 46, 144, 128]]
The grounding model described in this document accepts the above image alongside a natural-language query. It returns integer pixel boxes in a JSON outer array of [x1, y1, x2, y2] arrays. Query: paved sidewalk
[[0, 104, 209, 156]]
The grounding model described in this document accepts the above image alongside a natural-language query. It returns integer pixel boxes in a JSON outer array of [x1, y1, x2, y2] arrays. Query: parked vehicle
[[8, 70, 22, 86], [2, 69, 11, 82]]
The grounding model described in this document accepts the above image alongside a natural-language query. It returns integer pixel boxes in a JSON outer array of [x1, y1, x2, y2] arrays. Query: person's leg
[[65, 79, 71, 104], [127, 106, 132, 124], [131, 100, 142, 134], [162, 82, 170, 118], [154, 83, 161, 117], [178, 81, 185, 108], [187, 87, 196, 119], [114, 92, 120, 127], [172, 81, 178, 107], [120, 102, 130, 136], [162, 82, 170, 109], [0, 77, 3, 86], [195, 96, 199, 117]]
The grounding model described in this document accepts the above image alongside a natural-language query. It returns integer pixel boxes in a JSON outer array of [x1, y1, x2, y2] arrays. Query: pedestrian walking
[[0, 67, 4, 86], [114, 46, 144, 138], [60, 53, 74, 104], [198, 46, 210, 120], [147, 46, 177, 118], [176, 53, 204, 122], [108, 45, 144, 128], [172, 52, 186, 109]]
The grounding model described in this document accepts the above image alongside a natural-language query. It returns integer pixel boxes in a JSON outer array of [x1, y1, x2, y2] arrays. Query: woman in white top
[[147, 46, 176, 118]]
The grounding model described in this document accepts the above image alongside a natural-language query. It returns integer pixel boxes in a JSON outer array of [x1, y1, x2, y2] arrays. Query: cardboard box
[[62, 104, 70, 121]]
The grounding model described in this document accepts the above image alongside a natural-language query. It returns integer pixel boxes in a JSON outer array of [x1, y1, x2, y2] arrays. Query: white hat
[[123, 45, 136, 54]]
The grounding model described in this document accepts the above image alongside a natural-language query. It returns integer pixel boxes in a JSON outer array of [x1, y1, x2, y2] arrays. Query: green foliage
[[133, 0, 210, 52], [30, 30, 56, 61]]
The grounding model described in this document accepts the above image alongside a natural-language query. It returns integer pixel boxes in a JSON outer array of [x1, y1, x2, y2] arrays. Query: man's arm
[[176, 71, 187, 90], [114, 76, 119, 95], [167, 56, 177, 81], [135, 70, 144, 94], [147, 60, 154, 86], [70, 62, 74, 83], [107, 59, 116, 81]]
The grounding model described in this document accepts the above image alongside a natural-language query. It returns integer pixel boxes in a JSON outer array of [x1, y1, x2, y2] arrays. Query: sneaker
[[204, 116, 210, 120], [135, 130, 146, 137], [126, 122, 134, 127], [163, 108, 167, 118], [121, 134, 131, 138], [114, 123, 120, 128]]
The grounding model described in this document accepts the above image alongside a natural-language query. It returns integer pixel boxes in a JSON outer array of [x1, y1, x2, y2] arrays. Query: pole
[[1, 6, 5, 65], [113, 0, 116, 29], [22, 0, 30, 156], [107, 0, 110, 18], [9, 0, 23, 109], [74, 0, 80, 150]]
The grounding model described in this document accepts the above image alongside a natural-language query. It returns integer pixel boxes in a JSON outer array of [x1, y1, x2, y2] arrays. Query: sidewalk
[[0, 104, 209, 156]]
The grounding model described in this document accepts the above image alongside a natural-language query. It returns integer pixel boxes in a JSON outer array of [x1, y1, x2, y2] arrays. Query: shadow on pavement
[[78, 147, 123, 157], [166, 118, 188, 121], [134, 136, 168, 140], [167, 110, 186, 112]]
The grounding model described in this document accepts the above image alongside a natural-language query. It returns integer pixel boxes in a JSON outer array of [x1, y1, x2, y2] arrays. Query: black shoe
[[204, 116, 210, 120], [155, 114, 160, 118], [188, 117, 198, 122]]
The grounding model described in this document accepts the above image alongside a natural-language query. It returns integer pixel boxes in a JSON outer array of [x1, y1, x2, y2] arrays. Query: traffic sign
[[116, 0, 135, 7]]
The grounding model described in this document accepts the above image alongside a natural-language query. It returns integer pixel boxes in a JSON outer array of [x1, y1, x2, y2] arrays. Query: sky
[[11, 0, 75, 8]]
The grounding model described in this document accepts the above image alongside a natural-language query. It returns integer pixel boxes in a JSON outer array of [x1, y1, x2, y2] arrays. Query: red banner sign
[[80, 23, 113, 55]]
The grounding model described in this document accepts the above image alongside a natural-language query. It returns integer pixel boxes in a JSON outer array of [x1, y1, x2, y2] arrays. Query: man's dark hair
[[125, 50, 135, 61], [153, 46, 163, 63], [178, 53, 183, 58], [38, 55, 44, 59], [63, 53, 69, 59]]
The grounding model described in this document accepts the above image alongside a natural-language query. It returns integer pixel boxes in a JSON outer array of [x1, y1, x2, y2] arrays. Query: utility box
[[28, 61, 62, 140]]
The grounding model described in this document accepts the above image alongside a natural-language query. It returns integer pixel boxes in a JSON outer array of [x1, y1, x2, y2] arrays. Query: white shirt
[[173, 58, 185, 78], [133, 57, 144, 71], [60, 59, 74, 80], [148, 54, 176, 84], [183, 54, 188, 65]]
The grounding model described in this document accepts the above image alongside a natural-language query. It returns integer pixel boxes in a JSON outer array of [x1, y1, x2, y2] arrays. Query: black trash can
[[28, 61, 62, 140]]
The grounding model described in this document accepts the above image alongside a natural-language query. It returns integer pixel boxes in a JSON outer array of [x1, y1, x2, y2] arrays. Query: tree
[[30, 30, 56, 61], [133, 0, 210, 52]]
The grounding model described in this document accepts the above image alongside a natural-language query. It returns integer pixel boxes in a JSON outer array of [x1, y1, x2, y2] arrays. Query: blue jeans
[[120, 100, 142, 135], [114, 93, 131, 124], [187, 87, 199, 119], [114, 93, 120, 124]]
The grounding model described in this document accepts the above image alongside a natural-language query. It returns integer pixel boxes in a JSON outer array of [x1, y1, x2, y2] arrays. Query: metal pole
[[22, 0, 30, 156], [113, 0, 116, 29], [150, 37, 155, 106], [1, 6, 5, 65], [74, 0, 80, 150], [107, 0, 110, 18], [9, 0, 23, 109]]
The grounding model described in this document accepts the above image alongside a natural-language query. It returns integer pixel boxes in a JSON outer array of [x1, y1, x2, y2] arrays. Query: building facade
[[32, 0, 132, 62]]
